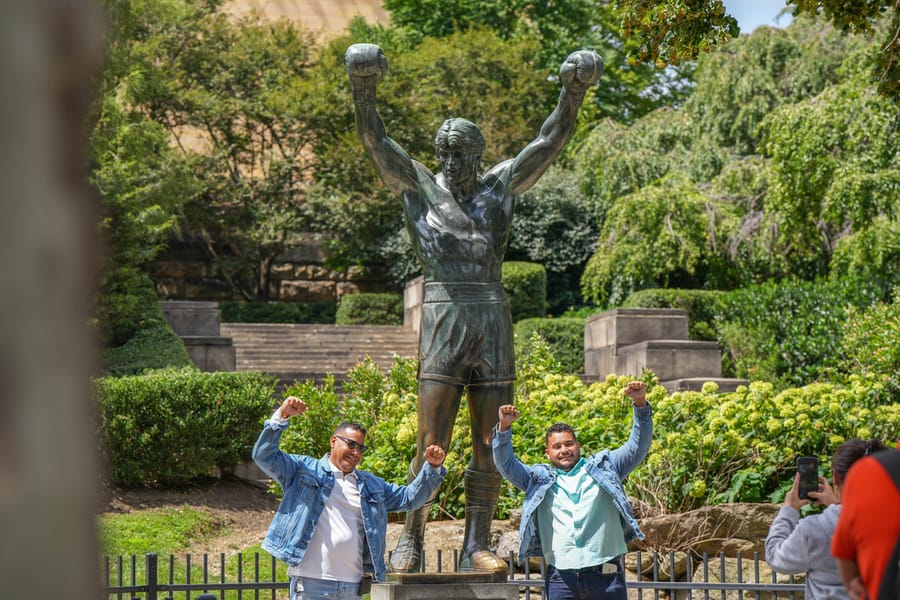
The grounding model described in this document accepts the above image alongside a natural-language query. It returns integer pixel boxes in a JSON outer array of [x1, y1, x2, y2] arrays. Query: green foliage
[[640, 376, 900, 511], [268, 334, 900, 517], [94, 269, 166, 346], [514, 318, 586, 375], [100, 319, 192, 377], [506, 165, 596, 314], [381, 0, 694, 123], [791, 0, 900, 98], [621, 288, 723, 341], [715, 278, 886, 387], [760, 71, 900, 277], [617, 0, 739, 68], [581, 174, 739, 307], [220, 301, 336, 324], [335, 293, 403, 325], [840, 290, 900, 401], [685, 19, 863, 155], [502, 262, 547, 321], [830, 217, 900, 289], [95, 367, 277, 486]]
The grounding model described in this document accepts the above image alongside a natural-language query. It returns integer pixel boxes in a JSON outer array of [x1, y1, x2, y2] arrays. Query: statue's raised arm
[[500, 50, 602, 196], [346, 43, 419, 194]]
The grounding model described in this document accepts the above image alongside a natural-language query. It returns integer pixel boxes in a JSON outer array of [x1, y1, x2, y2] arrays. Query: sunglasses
[[334, 434, 368, 454]]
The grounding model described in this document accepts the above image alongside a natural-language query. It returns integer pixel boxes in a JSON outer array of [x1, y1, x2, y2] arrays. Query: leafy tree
[[760, 69, 900, 277], [684, 17, 867, 154], [382, 0, 695, 122], [616, 0, 739, 66], [618, 0, 900, 99], [506, 165, 597, 313], [581, 174, 739, 306]]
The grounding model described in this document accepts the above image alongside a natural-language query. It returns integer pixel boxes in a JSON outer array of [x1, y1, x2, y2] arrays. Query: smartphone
[[797, 456, 819, 500]]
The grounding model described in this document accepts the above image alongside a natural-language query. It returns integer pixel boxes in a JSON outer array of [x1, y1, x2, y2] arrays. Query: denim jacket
[[491, 403, 653, 564], [252, 419, 446, 582]]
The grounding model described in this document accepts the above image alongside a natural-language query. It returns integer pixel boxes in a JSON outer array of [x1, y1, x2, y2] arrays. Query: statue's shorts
[[418, 281, 515, 387]]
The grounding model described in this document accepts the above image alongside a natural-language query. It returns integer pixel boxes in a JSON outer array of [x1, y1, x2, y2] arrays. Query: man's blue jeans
[[546, 563, 627, 600], [289, 575, 361, 600]]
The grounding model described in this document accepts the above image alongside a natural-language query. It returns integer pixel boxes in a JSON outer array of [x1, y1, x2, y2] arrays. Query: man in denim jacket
[[253, 396, 446, 600], [492, 381, 652, 600]]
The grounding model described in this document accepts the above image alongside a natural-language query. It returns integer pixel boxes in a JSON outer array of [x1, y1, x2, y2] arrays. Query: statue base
[[374, 572, 516, 600]]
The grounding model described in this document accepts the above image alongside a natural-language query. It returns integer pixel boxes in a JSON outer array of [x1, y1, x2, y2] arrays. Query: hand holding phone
[[797, 456, 819, 500]]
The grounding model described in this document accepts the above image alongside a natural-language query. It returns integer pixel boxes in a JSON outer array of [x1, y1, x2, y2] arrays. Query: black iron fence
[[103, 550, 807, 599]]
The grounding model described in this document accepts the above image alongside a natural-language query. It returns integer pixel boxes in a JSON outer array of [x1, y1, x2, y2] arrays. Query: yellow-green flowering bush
[[277, 336, 900, 516]]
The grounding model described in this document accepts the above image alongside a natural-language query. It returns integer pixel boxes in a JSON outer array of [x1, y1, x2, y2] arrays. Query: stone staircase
[[220, 323, 418, 389]]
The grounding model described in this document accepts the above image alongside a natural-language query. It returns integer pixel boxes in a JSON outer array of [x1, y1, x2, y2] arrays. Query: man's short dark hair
[[545, 422, 576, 446], [335, 421, 368, 436]]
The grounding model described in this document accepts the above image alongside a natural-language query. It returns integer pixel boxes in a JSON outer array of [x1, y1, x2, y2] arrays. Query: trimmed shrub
[[95, 367, 277, 486], [335, 293, 403, 325], [502, 261, 547, 321], [220, 301, 337, 324], [514, 317, 585, 374], [100, 319, 192, 377], [715, 277, 884, 387], [840, 289, 900, 401]]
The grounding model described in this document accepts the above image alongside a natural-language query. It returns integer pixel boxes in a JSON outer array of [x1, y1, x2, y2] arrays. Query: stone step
[[661, 377, 750, 394], [586, 339, 723, 381], [221, 323, 418, 385]]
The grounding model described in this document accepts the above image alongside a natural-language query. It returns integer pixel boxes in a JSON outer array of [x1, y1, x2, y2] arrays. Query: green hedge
[[220, 301, 336, 324], [335, 293, 403, 325], [502, 261, 547, 321], [715, 277, 884, 387], [514, 317, 585, 374], [95, 367, 277, 486], [100, 319, 192, 377]]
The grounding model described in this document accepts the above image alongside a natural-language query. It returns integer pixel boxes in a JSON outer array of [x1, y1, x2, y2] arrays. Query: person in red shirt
[[831, 442, 900, 600]]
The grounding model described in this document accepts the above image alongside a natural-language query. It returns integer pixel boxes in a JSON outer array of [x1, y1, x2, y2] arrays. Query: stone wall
[[147, 237, 398, 303]]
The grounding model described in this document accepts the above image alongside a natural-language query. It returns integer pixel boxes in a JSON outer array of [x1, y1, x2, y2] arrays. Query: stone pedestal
[[160, 300, 235, 372], [373, 572, 517, 600], [584, 307, 747, 392]]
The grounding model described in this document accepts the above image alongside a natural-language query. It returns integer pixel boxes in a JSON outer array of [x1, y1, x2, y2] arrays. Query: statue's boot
[[458, 469, 507, 573], [389, 465, 434, 573]]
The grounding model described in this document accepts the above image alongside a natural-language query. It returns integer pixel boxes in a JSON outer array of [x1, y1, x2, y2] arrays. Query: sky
[[722, 0, 794, 33]]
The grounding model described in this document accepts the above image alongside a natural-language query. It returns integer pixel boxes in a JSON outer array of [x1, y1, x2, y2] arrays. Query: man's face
[[329, 427, 366, 474], [546, 431, 581, 472], [437, 144, 478, 187]]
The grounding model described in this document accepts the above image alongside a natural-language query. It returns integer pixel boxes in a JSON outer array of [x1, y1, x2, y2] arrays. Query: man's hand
[[559, 50, 603, 95], [623, 381, 647, 407], [497, 404, 520, 432], [278, 396, 307, 419], [345, 43, 387, 89], [423, 444, 446, 467]]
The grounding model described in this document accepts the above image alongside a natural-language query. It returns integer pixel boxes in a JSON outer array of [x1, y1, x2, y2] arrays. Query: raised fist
[[498, 404, 520, 431], [345, 43, 388, 87], [559, 50, 603, 94]]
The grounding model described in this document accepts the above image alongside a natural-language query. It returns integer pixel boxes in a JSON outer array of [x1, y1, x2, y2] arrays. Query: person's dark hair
[[335, 421, 368, 437], [832, 437, 886, 480], [545, 422, 576, 446], [434, 118, 486, 154]]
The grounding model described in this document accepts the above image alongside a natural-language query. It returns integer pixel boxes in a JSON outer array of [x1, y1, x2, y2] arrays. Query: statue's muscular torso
[[404, 162, 515, 283]]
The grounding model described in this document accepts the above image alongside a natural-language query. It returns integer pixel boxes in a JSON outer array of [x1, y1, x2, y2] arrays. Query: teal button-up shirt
[[536, 457, 626, 568]]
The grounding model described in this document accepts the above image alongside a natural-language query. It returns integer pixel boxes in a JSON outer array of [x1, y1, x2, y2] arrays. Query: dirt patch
[[99, 476, 280, 554]]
